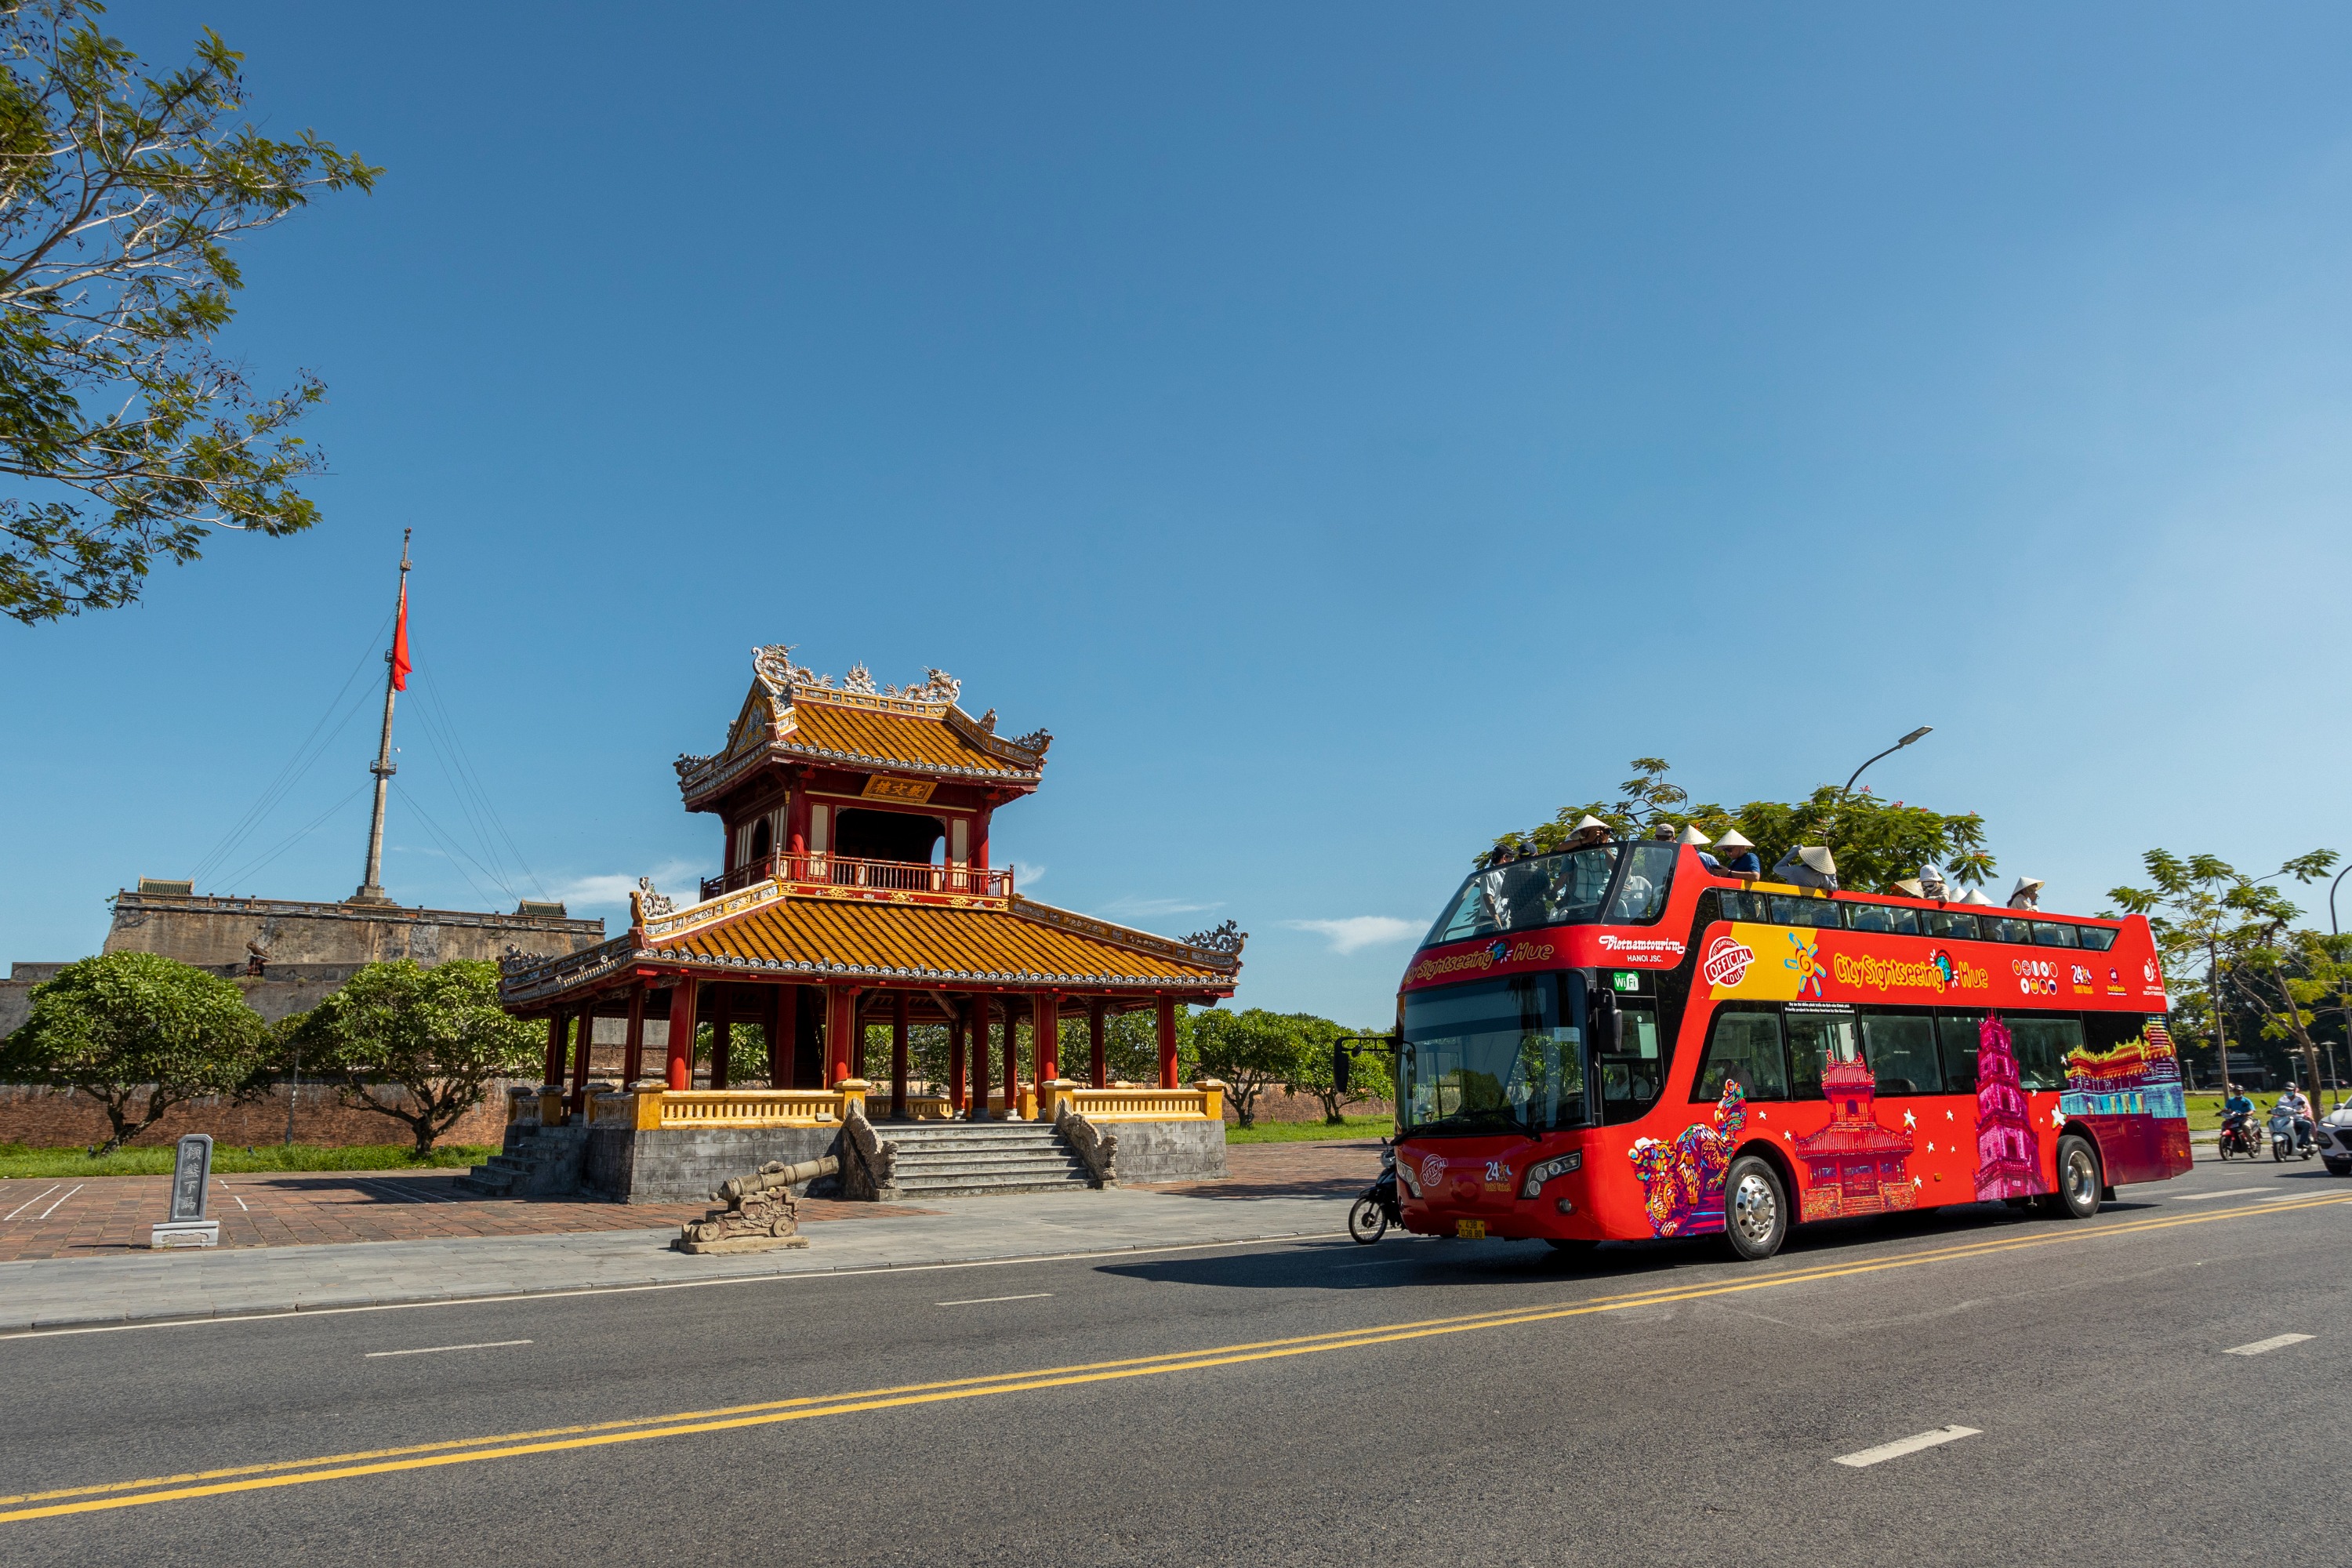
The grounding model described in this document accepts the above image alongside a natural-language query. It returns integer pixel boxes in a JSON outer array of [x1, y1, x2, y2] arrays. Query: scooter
[[2218, 1108, 2261, 1160], [2269, 1105, 2316, 1162], [1349, 1142, 1403, 1243]]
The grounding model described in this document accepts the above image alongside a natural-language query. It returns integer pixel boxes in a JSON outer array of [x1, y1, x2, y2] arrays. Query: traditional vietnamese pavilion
[[482, 645, 1243, 1203]]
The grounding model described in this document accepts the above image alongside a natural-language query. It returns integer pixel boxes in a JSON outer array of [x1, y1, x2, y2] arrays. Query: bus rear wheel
[[1722, 1156, 1788, 1261]]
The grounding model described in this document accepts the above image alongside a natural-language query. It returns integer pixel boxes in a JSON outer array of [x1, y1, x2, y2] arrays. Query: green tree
[[1496, 757, 1994, 895], [1191, 1008, 1310, 1127], [282, 960, 540, 1154], [0, 1, 378, 622], [1, 951, 267, 1152], [2111, 848, 2339, 1094], [1283, 1018, 1396, 1124]]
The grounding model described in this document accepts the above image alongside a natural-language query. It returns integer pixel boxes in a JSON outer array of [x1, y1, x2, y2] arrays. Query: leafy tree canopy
[[1, 949, 266, 1151], [282, 960, 539, 1153], [0, 0, 377, 622], [1497, 757, 1995, 896]]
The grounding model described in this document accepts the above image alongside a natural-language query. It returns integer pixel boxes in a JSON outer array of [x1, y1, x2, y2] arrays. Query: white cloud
[[1014, 861, 1047, 890], [1284, 916, 1421, 956], [550, 858, 706, 909], [1097, 895, 1224, 919]]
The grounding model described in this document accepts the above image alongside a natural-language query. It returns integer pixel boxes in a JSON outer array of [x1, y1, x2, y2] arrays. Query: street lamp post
[[1840, 726, 1934, 804]]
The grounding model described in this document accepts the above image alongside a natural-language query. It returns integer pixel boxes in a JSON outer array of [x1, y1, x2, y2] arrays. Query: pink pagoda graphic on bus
[[1973, 1014, 2042, 1200], [1795, 1055, 1917, 1221], [1628, 1080, 1745, 1237]]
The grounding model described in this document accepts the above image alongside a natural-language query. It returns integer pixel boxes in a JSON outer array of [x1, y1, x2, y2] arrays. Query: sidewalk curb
[[0, 1223, 1350, 1337]]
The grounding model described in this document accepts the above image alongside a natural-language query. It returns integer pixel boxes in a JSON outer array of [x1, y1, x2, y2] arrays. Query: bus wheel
[[2042, 1134, 2101, 1220], [1722, 1156, 1787, 1261]]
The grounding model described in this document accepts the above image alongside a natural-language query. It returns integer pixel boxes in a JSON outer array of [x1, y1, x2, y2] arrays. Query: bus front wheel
[[1722, 1156, 1788, 1261], [2038, 1134, 2101, 1221]]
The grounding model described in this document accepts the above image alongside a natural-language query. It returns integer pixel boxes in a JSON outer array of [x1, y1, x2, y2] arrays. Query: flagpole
[[350, 530, 412, 906]]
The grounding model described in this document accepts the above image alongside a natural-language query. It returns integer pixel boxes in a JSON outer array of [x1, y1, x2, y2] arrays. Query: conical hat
[[1798, 845, 1837, 876], [1713, 829, 1754, 851], [1893, 878, 1925, 898], [1958, 887, 1993, 906], [2009, 876, 2045, 898], [1677, 825, 1711, 846], [1572, 815, 1609, 833]]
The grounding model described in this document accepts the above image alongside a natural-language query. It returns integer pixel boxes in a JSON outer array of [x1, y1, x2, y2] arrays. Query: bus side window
[[1924, 910, 1979, 941], [1603, 843, 1677, 924], [1847, 904, 1895, 934], [1936, 1011, 1984, 1093], [1784, 1012, 1858, 1100], [2031, 922, 2080, 948], [1602, 1004, 1664, 1123], [2076, 926, 2118, 951], [1860, 1008, 1942, 1094], [2007, 1014, 2080, 1091], [1691, 1011, 1787, 1103]]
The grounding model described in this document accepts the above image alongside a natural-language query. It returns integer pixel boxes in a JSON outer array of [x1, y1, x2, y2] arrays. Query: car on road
[[2319, 1106, 2352, 1177]]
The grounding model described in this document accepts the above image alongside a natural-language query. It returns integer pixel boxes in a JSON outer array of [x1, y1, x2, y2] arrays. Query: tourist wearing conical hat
[[1564, 813, 1613, 851], [1711, 828, 1762, 877]]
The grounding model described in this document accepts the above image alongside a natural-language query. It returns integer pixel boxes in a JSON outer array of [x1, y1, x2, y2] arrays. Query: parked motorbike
[[2218, 1108, 2261, 1160], [1349, 1142, 1403, 1243]]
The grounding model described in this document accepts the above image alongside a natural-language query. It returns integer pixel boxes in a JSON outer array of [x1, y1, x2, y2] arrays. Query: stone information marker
[[151, 1134, 219, 1249]]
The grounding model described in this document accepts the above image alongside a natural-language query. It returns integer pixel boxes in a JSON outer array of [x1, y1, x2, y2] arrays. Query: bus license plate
[[1455, 1219, 1486, 1240]]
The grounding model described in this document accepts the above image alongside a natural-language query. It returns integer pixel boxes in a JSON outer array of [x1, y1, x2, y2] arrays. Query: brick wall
[[1236, 1086, 1395, 1125], [0, 1081, 518, 1150]]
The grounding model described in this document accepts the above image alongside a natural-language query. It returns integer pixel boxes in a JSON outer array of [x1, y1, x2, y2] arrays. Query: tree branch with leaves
[[281, 960, 541, 1155], [0, 0, 377, 622]]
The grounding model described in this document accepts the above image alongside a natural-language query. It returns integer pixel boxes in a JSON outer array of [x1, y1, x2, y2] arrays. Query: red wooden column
[[542, 1014, 565, 1086], [1034, 991, 1061, 1085], [622, 985, 648, 1084], [1002, 995, 1022, 1117], [968, 997, 991, 1120], [1156, 994, 1179, 1089], [948, 1005, 967, 1116], [767, 985, 793, 1089], [710, 1010, 731, 1091], [890, 993, 909, 1120], [568, 1002, 594, 1113], [1088, 1000, 1107, 1088], [666, 979, 698, 1091], [826, 984, 857, 1087]]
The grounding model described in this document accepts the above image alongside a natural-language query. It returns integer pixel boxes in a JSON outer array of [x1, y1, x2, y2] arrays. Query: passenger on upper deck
[[2007, 876, 2043, 911], [1563, 815, 1613, 851], [1711, 829, 1762, 877], [1773, 844, 1839, 891]]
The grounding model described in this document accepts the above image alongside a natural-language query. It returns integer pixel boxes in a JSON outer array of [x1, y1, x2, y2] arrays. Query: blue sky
[[5, 3, 2351, 1024]]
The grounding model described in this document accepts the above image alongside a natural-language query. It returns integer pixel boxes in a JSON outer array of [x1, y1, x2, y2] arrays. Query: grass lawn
[[2182, 1091, 2349, 1131], [1226, 1115, 1392, 1145], [0, 1142, 497, 1181]]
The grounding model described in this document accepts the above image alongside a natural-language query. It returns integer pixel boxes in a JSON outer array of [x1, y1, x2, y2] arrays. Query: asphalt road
[[2, 1153, 2344, 1567]]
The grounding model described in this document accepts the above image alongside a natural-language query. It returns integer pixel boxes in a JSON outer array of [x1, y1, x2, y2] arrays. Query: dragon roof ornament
[[752, 644, 961, 706]]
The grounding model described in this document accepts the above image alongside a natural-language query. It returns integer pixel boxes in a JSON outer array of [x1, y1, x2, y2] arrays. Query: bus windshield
[[1399, 972, 1588, 1138], [1421, 844, 1675, 947]]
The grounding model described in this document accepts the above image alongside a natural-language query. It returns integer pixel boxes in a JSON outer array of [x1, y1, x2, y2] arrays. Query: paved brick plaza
[[0, 1138, 1381, 1261]]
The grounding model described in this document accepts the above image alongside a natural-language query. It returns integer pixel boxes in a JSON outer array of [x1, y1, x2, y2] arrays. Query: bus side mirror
[[1594, 993, 1623, 1054]]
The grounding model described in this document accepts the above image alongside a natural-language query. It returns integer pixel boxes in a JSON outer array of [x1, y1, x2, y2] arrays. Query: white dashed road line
[[366, 1339, 533, 1359], [1834, 1425, 1980, 1468], [2222, 1334, 2314, 1357], [936, 1294, 1053, 1308]]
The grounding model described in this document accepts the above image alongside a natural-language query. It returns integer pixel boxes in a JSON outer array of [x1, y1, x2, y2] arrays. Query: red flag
[[390, 579, 412, 691]]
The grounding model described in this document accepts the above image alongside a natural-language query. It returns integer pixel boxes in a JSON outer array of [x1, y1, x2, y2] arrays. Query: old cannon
[[673, 1155, 840, 1254]]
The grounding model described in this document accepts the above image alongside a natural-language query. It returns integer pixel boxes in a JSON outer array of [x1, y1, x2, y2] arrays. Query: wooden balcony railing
[[702, 854, 1013, 902]]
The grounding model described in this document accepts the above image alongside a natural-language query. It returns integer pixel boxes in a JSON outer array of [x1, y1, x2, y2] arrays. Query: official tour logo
[[1702, 934, 1755, 988]]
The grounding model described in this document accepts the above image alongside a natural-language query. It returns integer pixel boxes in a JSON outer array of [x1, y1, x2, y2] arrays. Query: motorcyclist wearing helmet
[[2278, 1083, 2316, 1152]]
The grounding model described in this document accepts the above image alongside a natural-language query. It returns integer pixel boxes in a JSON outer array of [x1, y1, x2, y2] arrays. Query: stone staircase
[[456, 1124, 580, 1198], [881, 1120, 1101, 1199]]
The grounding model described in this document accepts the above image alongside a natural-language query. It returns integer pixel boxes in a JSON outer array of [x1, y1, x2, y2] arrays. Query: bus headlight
[[1519, 1150, 1582, 1199], [1395, 1160, 1422, 1198]]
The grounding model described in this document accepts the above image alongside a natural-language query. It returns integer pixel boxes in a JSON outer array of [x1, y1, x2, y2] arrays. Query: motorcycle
[[1349, 1141, 1403, 1243], [2218, 1108, 2261, 1160], [2269, 1105, 2317, 1163]]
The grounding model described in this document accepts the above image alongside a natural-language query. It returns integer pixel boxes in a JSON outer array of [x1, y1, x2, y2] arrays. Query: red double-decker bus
[[1390, 840, 2191, 1260]]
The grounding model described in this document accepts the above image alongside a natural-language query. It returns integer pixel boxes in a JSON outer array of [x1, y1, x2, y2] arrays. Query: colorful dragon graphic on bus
[[1628, 1080, 1746, 1236]]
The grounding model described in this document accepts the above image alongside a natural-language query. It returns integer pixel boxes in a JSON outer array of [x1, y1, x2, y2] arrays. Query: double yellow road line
[[4, 1191, 2344, 1525]]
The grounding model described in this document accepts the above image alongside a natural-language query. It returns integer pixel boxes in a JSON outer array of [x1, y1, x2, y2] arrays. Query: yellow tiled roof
[[653, 893, 1232, 989], [783, 701, 1033, 778]]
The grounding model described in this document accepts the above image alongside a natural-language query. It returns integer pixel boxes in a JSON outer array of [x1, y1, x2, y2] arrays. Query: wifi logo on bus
[[1701, 934, 1755, 988]]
